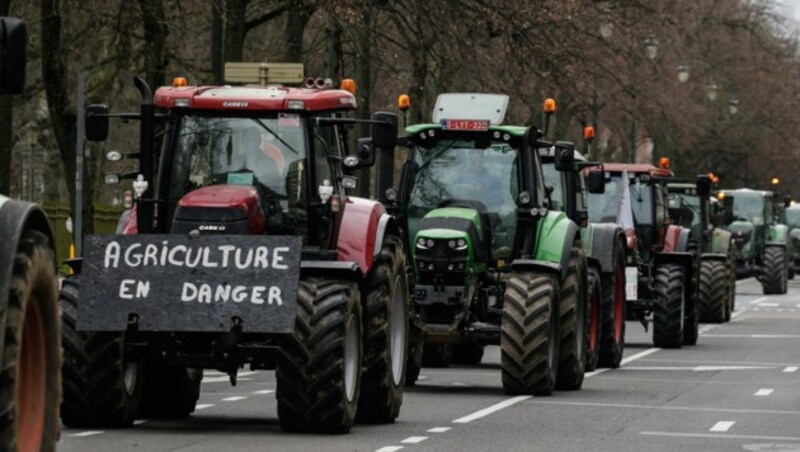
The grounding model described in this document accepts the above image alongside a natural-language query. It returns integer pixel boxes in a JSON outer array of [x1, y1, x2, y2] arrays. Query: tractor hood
[[414, 207, 485, 263], [171, 184, 266, 235]]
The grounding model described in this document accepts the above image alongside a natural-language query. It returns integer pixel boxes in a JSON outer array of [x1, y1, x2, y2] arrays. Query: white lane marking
[[452, 395, 531, 424], [710, 421, 735, 432], [375, 447, 404, 452], [755, 388, 774, 396], [784, 366, 799, 373], [748, 297, 768, 305], [427, 427, 451, 433], [620, 347, 661, 365], [203, 370, 257, 377], [730, 310, 746, 320], [529, 399, 800, 415], [703, 334, 800, 338], [222, 396, 247, 402], [585, 368, 610, 377], [203, 376, 255, 383], [253, 389, 275, 395], [621, 365, 772, 372], [452, 382, 470, 387], [736, 277, 755, 285], [401, 437, 428, 444], [69, 431, 104, 437], [641, 431, 800, 441], [418, 376, 427, 380], [757, 302, 778, 307], [698, 324, 719, 334], [133, 420, 147, 425], [195, 403, 214, 410]]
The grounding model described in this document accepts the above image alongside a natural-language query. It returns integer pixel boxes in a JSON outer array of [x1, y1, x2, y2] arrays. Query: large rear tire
[[585, 268, 602, 372], [598, 243, 625, 368], [762, 246, 788, 295], [60, 277, 144, 428], [653, 264, 685, 349], [139, 362, 202, 418], [0, 230, 60, 451], [404, 327, 423, 387], [501, 272, 559, 396], [276, 278, 362, 434], [556, 245, 588, 390], [357, 236, 409, 424], [698, 260, 728, 323]]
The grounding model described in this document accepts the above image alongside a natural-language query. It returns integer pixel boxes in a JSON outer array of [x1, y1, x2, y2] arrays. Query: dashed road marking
[[710, 421, 735, 432], [222, 396, 248, 402], [641, 431, 800, 441], [428, 427, 451, 433], [69, 431, 104, 437], [755, 388, 774, 396], [452, 395, 531, 424], [401, 437, 428, 444], [757, 302, 778, 307], [253, 389, 275, 394], [195, 403, 214, 410], [529, 399, 800, 415], [784, 366, 799, 373], [375, 447, 404, 452], [703, 334, 800, 339], [748, 297, 768, 305], [133, 420, 147, 425], [620, 347, 661, 365]]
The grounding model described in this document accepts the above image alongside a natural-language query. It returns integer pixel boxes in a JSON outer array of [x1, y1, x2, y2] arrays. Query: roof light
[[172, 77, 188, 87], [173, 98, 191, 108], [772, 177, 780, 186], [659, 157, 670, 169], [287, 100, 305, 110], [340, 78, 356, 94], [583, 125, 596, 140], [717, 191, 726, 200], [543, 98, 556, 114], [398, 94, 410, 111]]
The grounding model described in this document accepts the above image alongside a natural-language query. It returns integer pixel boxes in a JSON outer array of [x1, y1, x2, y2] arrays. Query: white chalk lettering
[[185, 247, 202, 268], [254, 246, 269, 269], [272, 247, 289, 270], [119, 279, 135, 299], [143, 244, 159, 266], [105, 241, 121, 268], [160, 241, 169, 265], [135, 280, 151, 298], [181, 282, 197, 301], [232, 286, 248, 302], [201, 247, 219, 268], [218, 245, 236, 267], [235, 248, 253, 269], [268, 286, 283, 305], [168, 245, 187, 266], [197, 283, 212, 303], [251, 286, 266, 304], [124, 243, 142, 267], [214, 284, 231, 302]]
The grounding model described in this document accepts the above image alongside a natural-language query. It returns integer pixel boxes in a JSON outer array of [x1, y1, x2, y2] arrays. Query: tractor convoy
[[0, 17, 764, 440]]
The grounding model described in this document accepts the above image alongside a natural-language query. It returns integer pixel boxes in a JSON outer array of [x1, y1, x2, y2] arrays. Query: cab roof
[[602, 163, 673, 178], [718, 188, 773, 197], [153, 85, 357, 112], [405, 123, 527, 136]]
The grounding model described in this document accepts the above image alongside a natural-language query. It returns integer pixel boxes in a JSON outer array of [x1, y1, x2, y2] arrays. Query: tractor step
[[465, 321, 501, 345]]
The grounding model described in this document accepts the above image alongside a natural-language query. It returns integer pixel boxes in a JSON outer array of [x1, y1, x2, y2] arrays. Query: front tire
[[0, 231, 60, 451], [556, 245, 588, 390], [501, 272, 559, 396], [762, 246, 788, 295], [653, 264, 685, 349], [357, 237, 409, 424], [276, 278, 362, 434], [60, 277, 144, 428], [698, 260, 728, 323], [598, 243, 626, 368], [585, 268, 602, 372]]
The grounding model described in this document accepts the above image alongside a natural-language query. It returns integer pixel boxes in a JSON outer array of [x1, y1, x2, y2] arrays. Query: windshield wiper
[[253, 118, 299, 155]]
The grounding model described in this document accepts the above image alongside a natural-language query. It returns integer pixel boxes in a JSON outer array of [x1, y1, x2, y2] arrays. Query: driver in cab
[[460, 147, 501, 202]]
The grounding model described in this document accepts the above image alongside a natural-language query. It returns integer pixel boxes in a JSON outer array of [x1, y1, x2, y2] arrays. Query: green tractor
[[719, 189, 789, 294], [539, 138, 627, 370], [667, 177, 735, 323], [380, 93, 588, 394], [785, 204, 800, 278]]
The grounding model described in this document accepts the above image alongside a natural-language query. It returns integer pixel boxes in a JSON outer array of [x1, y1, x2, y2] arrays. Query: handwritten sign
[[79, 234, 302, 333]]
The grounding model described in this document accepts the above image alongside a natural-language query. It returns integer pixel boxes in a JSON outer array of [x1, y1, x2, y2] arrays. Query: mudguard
[[766, 224, 788, 246], [301, 261, 363, 280], [654, 251, 694, 273], [336, 196, 388, 275], [0, 196, 56, 358], [700, 253, 728, 262], [709, 228, 732, 255], [663, 225, 686, 252], [534, 210, 579, 280], [587, 222, 625, 274]]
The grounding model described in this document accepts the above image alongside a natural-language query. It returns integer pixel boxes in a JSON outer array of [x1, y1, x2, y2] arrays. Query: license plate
[[625, 266, 638, 301]]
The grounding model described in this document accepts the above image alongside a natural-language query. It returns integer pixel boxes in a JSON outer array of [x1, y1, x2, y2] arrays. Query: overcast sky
[[775, 0, 800, 22]]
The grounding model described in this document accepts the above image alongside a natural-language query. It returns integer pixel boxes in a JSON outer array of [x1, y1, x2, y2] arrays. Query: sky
[[775, 0, 800, 22]]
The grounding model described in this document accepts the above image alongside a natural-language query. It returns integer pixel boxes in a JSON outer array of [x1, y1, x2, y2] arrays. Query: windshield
[[588, 174, 653, 225], [787, 209, 800, 227], [166, 114, 307, 233], [731, 193, 765, 224], [669, 192, 701, 229], [541, 162, 564, 211], [407, 139, 519, 259]]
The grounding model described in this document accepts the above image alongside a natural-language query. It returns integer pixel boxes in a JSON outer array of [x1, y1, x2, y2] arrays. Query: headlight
[[456, 239, 467, 250]]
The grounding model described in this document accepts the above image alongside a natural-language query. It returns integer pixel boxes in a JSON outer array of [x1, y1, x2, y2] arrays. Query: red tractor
[[60, 66, 408, 433]]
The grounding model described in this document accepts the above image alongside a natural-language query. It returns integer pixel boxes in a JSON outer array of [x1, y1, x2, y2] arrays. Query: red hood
[[178, 185, 260, 211]]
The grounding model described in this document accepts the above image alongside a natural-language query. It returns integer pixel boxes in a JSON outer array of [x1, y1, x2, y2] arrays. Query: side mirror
[[86, 104, 110, 141], [696, 175, 711, 197], [354, 137, 374, 168], [371, 112, 398, 150], [785, 194, 791, 208], [587, 170, 605, 194], [554, 142, 575, 172], [722, 197, 734, 224], [0, 17, 27, 94]]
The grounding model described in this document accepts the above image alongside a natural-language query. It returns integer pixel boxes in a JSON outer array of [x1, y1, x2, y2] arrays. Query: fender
[[663, 225, 685, 252], [654, 251, 694, 274], [765, 224, 788, 246], [301, 261, 363, 280], [0, 196, 56, 359], [336, 196, 387, 275], [700, 253, 729, 263], [374, 212, 401, 258], [534, 210, 579, 280], [588, 222, 625, 273], [709, 228, 732, 255]]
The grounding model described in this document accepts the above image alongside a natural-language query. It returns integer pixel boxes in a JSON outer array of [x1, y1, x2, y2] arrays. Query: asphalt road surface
[[59, 277, 800, 451]]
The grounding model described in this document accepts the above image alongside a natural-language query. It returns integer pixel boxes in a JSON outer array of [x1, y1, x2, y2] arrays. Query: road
[[59, 277, 800, 451]]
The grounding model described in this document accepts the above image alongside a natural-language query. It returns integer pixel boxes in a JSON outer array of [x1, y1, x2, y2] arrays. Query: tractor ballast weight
[[61, 71, 410, 433]]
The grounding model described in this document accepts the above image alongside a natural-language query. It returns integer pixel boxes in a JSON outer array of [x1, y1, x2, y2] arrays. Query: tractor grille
[[171, 207, 250, 235]]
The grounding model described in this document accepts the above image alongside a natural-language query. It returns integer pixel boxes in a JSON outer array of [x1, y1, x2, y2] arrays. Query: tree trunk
[[137, 0, 169, 90], [40, 0, 91, 236], [224, 0, 248, 63], [409, 59, 428, 125], [324, 13, 342, 80], [0, 0, 12, 195], [283, 0, 313, 62]]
